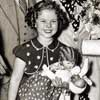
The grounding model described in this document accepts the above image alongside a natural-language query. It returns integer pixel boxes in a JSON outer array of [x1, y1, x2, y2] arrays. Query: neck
[[37, 36, 53, 47]]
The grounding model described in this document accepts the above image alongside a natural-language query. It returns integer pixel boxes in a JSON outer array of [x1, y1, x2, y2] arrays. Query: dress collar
[[31, 38, 59, 52]]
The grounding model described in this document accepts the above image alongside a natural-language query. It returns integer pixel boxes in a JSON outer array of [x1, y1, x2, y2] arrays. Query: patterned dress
[[13, 38, 78, 100]]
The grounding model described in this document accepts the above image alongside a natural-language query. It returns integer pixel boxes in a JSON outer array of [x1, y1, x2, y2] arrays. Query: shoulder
[[13, 40, 32, 54], [12, 39, 33, 62]]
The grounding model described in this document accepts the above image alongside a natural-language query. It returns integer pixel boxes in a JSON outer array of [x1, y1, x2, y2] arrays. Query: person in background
[[8, 1, 86, 100], [0, 54, 7, 82], [0, 54, 11, 100]]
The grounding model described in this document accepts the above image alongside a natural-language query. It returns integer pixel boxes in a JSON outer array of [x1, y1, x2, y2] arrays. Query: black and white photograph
[[0, 0, 100, 100]]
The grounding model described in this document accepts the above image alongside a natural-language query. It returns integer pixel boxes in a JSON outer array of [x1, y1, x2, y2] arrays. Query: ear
[[35, 23, 37, 28]]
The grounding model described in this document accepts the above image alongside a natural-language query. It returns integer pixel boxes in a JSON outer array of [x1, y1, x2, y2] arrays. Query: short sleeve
[[13, 44, 28, 62]]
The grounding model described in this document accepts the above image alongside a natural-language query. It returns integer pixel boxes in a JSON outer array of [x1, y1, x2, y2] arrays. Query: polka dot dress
[[13, 38, 75, 100], [18, 72, 62, 100]]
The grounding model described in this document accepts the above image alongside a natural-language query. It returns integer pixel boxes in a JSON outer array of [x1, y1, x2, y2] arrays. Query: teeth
[[46, 31, 51, 33], [44, 30, 52, 33]]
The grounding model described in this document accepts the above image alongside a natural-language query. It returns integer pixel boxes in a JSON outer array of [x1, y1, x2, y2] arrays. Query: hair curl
[[25, 0, 69, 38]]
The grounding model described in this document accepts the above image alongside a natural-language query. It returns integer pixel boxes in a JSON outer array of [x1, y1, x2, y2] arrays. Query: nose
[[46, 22, 51, 28]]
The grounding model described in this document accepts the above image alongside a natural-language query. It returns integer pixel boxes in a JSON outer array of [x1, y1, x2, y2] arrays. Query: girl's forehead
[[38, 9, 57, 17]]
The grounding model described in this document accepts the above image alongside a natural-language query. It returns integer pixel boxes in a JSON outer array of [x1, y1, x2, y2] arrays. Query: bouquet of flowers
[[41, 46, 92, 95]]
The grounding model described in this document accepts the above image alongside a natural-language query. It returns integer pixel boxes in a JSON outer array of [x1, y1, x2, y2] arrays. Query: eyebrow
[[38, 18, 57, 20]]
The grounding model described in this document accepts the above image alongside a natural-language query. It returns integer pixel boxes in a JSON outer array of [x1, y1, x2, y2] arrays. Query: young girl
[[8, 1, 86, 100]]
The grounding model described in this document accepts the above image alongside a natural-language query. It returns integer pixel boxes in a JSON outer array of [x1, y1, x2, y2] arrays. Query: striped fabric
[[15, 0, 27, 14], [19, 0, 27, 14], [15, 0, 36, 14]]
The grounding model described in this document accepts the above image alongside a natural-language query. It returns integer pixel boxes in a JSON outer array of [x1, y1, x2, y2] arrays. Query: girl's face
[[35, 9, 58, 39]]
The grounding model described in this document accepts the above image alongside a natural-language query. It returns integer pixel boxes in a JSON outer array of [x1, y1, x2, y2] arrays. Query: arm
[[8, 57, 26, 100]]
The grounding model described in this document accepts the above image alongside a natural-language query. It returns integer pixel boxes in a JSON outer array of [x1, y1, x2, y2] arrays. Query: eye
[[41, 20, 46, 23], [52, 20, 57, 23]]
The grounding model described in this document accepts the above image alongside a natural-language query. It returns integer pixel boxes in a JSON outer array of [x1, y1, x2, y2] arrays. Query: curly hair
[[25, 0, 69, 38]]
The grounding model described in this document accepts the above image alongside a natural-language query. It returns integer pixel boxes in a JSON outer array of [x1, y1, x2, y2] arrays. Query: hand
[[52, 76, 63, 87], [0, 64, 6, 75]]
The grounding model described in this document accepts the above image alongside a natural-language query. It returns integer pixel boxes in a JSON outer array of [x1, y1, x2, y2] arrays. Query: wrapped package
[[82, 40, 100, 56]]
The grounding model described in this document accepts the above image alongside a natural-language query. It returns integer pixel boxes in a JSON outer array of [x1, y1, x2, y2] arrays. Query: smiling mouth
[[44, 30, 52, 33]]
